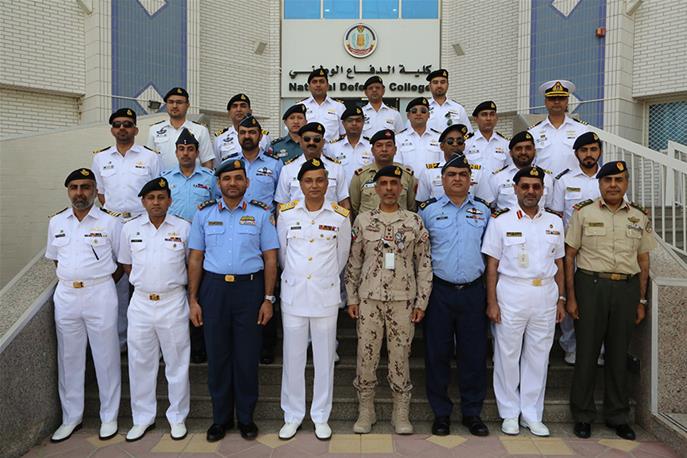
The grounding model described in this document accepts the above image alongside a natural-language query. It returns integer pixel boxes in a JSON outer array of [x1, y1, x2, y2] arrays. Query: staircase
[[83, 308, 634, 426]]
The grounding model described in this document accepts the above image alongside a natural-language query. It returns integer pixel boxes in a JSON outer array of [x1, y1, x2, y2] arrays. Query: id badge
[[384, 252, 395, 270], [518, 250, 529, 268]]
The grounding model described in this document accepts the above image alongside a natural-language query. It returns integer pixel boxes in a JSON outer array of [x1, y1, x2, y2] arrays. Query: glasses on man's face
[[410, 108, 428, 114], [112, 121, 135, 129], [444, 137, 464, 145], [166, 100, 187, 106], [519, 183, 543, 191], [302, 136, 322, 143]]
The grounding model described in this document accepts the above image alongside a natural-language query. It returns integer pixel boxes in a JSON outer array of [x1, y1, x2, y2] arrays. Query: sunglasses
[[409, 108, 428, 114], [302, 136, 322, 143], [112, 121, 135, 128], [444, 138, 464, 145], [518, 183, 543, 190], [166, 100, 188, 106]]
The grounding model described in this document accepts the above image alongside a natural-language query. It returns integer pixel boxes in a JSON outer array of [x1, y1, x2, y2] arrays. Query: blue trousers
[[424, 277, 487, 418]]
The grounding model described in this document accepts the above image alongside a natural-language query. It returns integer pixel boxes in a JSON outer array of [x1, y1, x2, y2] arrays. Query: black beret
[[64, 168, 96, 187], [596, 161, 627, 179], [297, 157, 326, 180], [298, 122, 325, 136], [513, 166, 545, 184], [406, 97, 430, 112], [227, 93, 250, 110], [472, 100, 497, 117], [307, 67, 328, 83], [373, 165, 403, 182], [426, 68, 449, 82], [369, 129, 395, 145], [573, 131, 602, 150], [109, 107, 137, 125], [441, 154, 470, 174], [439, 124, 468, 143], [175, 128, 198, 146], [363, 76, 384, 89], [282, 104, 307, 120], [138, 177, 170, 197], [239, 115, 261, 130], [341, 105, 364, 120], [163, 87, 189, 102], [509, 131, 535, 150], [215, 158, 246, 177]]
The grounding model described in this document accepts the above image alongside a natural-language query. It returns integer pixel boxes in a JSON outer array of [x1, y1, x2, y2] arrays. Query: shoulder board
[[403, 166, 414, 176], [572, 199, 594, 211], [465, 132, 475, 139], [629, 201, 648, 215], [263, 150, 280, 160], [100, 207, 121, 217], [543, 169, 553, 175], [214, 127, 229, 136], [323, 154, 340, 164], [249, 199, 269, 210], [362, 136, 370, 141], [270, 136, 283, 145], [574, 118, 589, 125], [299, 97, 309, 102], [473, 196, 490, 208], [495, 131, 509, 139], [92, 145, 111, 154], [151, 120, 165, 125], [198, 199, 217, 210], [279, 200, 298, 212], [555, 168, 570, 180], [124, 214, 142, 223], [332, 202, 350, 217], [354, 167, 365, 176], [399, 128, 408, 133], [199, 166, 214, 174], [190, 120, 202, 125], [261, 129, 269, 135], [330, 134, 346, 144], [142, 144, 157, 153], [491, 207, 510, 218], [49, 207, 68, 218], [418, 198, 437, 210], [545, 208, 563, 218], [492, 164, 509, 175], [335, 99, 345, 104], [529, 120, 544, 129], [430, 128, 442, 134], [284, 156, 299, 165], [425, 162, 440, 169], [470, 163, 481, 170]]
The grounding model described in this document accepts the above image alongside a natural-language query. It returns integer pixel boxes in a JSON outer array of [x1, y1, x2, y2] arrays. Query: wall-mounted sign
[[343, 24, 377, 58]]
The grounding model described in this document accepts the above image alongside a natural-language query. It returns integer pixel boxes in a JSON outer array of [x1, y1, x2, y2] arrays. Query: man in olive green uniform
[[348, 129, 416, 219], [345, 165, 432, 435], [564, 160, 656, 441]]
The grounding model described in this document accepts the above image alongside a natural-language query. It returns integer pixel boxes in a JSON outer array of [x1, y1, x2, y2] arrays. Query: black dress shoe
[[462, 416, 489, 437], [606, 423, 635, 441], [260, 351, 274, 364], [238, 422, 258, 440], [432, 416, 450, 436], [191, 352, 207, 364], [206, 423, 226, 442], [573, 422, 591, 439]]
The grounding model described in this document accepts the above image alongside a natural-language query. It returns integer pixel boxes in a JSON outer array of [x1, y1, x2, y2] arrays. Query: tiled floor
[[22, 421, 681, 457]]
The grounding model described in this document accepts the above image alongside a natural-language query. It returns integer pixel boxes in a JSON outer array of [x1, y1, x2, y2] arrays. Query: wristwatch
[[265, 295, 276, 304], [639, 298, 648, 305], [558, 295, 567, 302]]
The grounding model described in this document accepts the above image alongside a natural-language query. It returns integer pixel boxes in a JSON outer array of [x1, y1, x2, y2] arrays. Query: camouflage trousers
[[353, 298, 415, 394]]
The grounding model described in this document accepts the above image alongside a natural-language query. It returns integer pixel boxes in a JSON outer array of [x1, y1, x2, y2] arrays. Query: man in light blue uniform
[[419, 154, 491, 437], [187, 158, 279, 443]]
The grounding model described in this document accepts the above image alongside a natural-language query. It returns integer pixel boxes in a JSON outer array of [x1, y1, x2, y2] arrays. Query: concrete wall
[[0, 88, 81, 139]]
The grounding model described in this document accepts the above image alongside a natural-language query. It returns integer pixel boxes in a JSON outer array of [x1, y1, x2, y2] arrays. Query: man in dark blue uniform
[[419, 154, 491, 437], [187, 159, 279, 442]]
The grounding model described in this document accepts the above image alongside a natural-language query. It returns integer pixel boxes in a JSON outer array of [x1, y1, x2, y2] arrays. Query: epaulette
[[470, 163, 481, 170], [465, 132, 475, 139], [492, 164, 509, 174], [271, 136, 284, 145], [399, 128, 408, 133], [629, 201, 648, 215], [249, 199, 269, 210], [198, 199, 217, 210], [543, 169, 553, 175], [418, 198, 437, 210], [330, 134, 346, 144], [323, 154, 341, 164], [491, 207, 510, 218], [279, 200, 298, 212], [92, 145, 111, 154], [555, 169, 570, 180], [473, 196, 490, 208], [545, 208, 563, 218], [495, 131, 509, 139], [49, 207, 68, 218], [151, 119, 165, 125], [402, 166, 414, 176], [354, 167, 365, 176], [335, 99, 345, 104], [574, 118, 589, 125], [190, 120, 202, 125], [362, 136, 370, 141], [262, 129, 270, 136], [142, 145, 157, 153], [199, 166, 214, 174], [214, 127, 229, 136], [100, 207, 121, 217], [425, 162, 440, 169], [573, 199, 594, 211], [529, 120, 543, 129], [430, 128, 442, 134], [263, 150, 280, 160], [284, 156, 299, 165], [332, 202, 350, 217]]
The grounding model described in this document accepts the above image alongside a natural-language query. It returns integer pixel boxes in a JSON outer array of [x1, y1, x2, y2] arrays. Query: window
[[284, 0, 320, 19], [402, 0, 438, 19], [363, 0, 399, 19], [324, 0, 359, 18], [284, 0, 437, 20]]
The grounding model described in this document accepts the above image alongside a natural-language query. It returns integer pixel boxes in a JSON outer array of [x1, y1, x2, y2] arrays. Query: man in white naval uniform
[[396, 97, 443, 175], [529, 80, 590, 176], [276, 158, 351, 441], [118, 177, 191, 442], [299, 68, 346, 143], [425, 69, 473, 135], [324, 105, 373, 186], [481, 166, 566, 438], [92, 107, 161, 351], [361, 76, 404, 137], [46, 168, 122, 443], [275, 122, 349, 210], [212, 93, 271, 165], [464, 101, 511, 173], [146, 87, 214, 170]]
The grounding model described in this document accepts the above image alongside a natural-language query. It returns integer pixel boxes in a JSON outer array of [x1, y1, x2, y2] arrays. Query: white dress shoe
[[170, 423, 187, 440], [99, 421, 118, 440], [520, 419, 550, 437], [51, 422, 82, 442], [314, 422, 332, 440], [126, 423, 155, 442], [278, 422, 301, 440], [501, 418, 520, 435], [564, 351, 576, 365]]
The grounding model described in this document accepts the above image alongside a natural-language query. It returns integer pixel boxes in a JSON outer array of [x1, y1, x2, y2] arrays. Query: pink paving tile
[[566, 439, 612, 457], [394, 436, 439, 456], [217, 436, 264, 456], [89, 446, 132, 457], [113, 431, 164, 455], [634, 442, 681, 458], [228, 443, 274, 457], [600, 449, 637, 457], [286, 435, 332, 456], [179, 454, 223, 458]]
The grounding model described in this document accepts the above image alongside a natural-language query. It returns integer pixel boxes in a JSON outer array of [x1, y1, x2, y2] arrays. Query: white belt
[[59, 276, 111, 289], [500, 275, 555, 287], [133, 286, 186, 301]]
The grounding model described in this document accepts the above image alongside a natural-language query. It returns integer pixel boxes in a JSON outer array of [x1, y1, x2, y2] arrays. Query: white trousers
[[54, 278, 121, 425], [492, 277, 557, 423], [280, 311, 337, 424], [127, 288, 190, 426], [116, 273, 130, 347]]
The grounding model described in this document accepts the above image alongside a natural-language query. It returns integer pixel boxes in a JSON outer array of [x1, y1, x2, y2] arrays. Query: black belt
[[433, 275, 482, 290], [577, 268, 636, 282], [205, 270, 263, 283]]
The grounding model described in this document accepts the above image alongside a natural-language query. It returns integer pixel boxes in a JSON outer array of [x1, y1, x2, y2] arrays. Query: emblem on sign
[[343, 24, 377, 58]]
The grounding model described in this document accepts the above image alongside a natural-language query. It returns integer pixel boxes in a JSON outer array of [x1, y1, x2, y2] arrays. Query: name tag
[[588, 222, 604, 227], [566, 187, 581, 192], [435, 215, 448, 221], [506, 231, 523, 237], [319, 225, 337, 232], [208, 221, 223, 226], [545, 230, 560, 235], [55, 233, 66, 238], [131, 239, 143, 243]]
